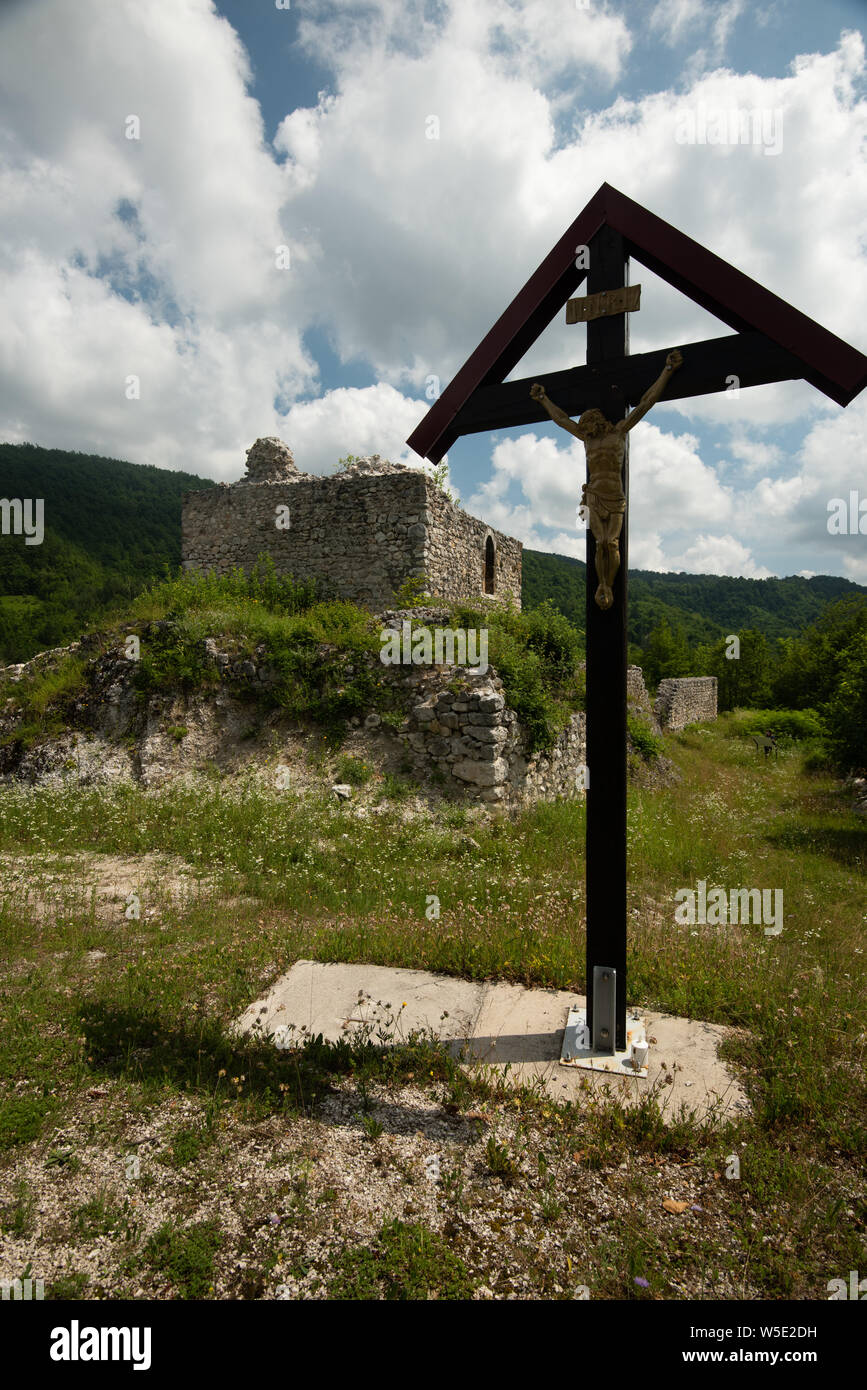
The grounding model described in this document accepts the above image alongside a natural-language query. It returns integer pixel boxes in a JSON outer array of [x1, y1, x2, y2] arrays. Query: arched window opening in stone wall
[[484, 535, 496, 594]]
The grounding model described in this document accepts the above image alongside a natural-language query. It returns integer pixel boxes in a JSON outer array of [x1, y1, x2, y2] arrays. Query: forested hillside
[[0, 443, 215, 661], [522, 548, 865, 647], [521, 547, 867, 761]]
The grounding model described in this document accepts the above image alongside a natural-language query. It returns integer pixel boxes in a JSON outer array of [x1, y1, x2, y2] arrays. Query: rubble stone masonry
[[654, 676, 718, 731], [182, 439, 522, 611]]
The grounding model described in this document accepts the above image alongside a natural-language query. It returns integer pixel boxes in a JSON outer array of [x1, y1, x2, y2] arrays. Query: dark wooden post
[[585, 226, 629, 1052]]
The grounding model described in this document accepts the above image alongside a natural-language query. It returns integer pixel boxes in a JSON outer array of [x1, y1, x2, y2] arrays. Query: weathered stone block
[[469, 725, 508, 744], [452, 758, 508, 786], [471, 744, 501, 762]]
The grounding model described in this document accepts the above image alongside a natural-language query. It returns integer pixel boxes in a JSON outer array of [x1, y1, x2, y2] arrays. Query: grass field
[[0, 713, 864, 1300]]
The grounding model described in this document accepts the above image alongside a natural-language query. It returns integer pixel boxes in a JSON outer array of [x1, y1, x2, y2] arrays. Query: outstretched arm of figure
[[620, 349, 683, 433], [529, 382, 585, 441]]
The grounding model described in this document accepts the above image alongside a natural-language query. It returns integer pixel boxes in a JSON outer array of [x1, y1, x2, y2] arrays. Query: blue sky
[[1, 0, 866, 582]]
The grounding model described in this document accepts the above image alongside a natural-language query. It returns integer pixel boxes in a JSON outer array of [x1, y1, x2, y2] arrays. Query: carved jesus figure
[[531, 349, 683, 610]]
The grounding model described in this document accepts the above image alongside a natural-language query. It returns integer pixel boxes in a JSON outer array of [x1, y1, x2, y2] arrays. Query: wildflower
[[634, 1276, 649, 1288]]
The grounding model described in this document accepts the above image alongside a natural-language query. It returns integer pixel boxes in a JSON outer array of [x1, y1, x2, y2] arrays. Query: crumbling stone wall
[[654, 676, 718, 730], [627, 665, 661, 730], [398, 669, 585, 807], [422, 485, 522, 607], [1, 636, 585, 808], [182, 439, 521, 612]]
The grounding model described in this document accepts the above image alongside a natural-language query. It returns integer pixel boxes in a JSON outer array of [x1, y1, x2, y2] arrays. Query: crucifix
[[528, 231, 682, 1060], [406, 183, 867, 1069], [530, 348, 683, 611]]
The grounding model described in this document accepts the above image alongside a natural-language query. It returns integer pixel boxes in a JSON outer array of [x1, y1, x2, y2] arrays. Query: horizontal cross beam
[[450, 330, 802, 439]]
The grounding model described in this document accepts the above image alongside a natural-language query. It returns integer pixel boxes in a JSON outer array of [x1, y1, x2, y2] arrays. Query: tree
[[640, 618, 691, 689], [771, 595, 867, 709], [823, 631, 867, 772], [694, 629, 772, 710], [427, 460, 461, 508]]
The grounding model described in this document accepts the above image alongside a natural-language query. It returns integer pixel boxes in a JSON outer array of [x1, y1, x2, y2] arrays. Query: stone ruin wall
[[396, 667, 585, 807], [182, 470, 429, 611], [181, 441, 521, 612], [627, 664, 661, 729], [422, 484, 522, 607], [654, 676, 718, 731]]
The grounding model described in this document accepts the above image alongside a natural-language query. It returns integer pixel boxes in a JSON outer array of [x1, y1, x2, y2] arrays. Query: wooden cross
[[567, 226, 633, 1050], [406, 184, 867, 1059]]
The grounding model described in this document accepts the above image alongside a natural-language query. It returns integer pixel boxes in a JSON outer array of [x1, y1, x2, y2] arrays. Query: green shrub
[[693, 629, 772, 709], [523, 599, 584, 680], [727, 708, 824, 744], [328, 1218, 474, 1300], [802, 746, 836, 774], [627, 714, 663, 761], [771, 595, 867, 710], [133, 556, 323, 620], [823, 632, 867, 772], [486, 629, 558, 750], [391, 574, 431, 608], [484, 1135, 520, 1183], [161, 1126, 212, 1168], [130, 583, 388, 736], [335, 754, 372, 787], [133, 623, 215, 698], [140, 1220, 222, 1299], [0, 1095, 54, 1149], [0, 654, 88, 750], [472, 600, 585, 754]]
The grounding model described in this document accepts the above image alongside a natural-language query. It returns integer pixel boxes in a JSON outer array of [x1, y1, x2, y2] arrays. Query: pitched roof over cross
[[406, 182, 867, 464]]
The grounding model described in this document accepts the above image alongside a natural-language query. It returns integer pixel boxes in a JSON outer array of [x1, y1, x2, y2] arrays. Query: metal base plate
[[560, 1006, 648, 1076]]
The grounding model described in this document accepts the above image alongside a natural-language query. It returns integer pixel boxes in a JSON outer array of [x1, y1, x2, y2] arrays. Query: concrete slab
[[466, 980, 749, 1121], [233, 959, 483, 1049], [234, 961, 750, 1124]]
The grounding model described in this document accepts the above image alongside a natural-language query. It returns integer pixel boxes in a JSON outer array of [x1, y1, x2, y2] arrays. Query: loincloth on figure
[[583, 475, 626, 520]]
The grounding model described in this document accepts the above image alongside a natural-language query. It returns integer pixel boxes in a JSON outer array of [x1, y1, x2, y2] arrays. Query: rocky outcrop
[[0, 640, 83, 686], [3, 631, 675, 809], [0, 626, 591, 808]]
